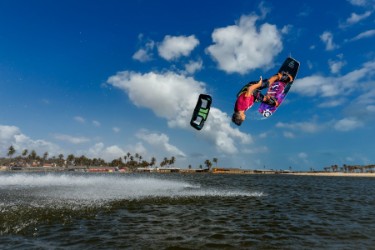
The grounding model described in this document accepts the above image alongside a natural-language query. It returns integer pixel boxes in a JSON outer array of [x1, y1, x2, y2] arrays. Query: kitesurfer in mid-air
[[232, 72, 293, 126]]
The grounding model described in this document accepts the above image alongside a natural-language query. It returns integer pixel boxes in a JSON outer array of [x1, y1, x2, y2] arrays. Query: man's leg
[[254, 91, 278, 106], [263, 95, 279, 107], [254, 90, 264, 102]]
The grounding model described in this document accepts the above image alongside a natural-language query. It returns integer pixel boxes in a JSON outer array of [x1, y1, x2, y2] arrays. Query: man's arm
[[244, 77, 262, 97], [268, 73, 281, 85]]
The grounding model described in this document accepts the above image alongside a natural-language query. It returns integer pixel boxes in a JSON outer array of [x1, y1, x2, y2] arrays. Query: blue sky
[[1, 0, 374, 170]]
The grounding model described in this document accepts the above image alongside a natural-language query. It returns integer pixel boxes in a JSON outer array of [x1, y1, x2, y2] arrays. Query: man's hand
[[245, 76, 263, 97], [257, 76, 263, 84]]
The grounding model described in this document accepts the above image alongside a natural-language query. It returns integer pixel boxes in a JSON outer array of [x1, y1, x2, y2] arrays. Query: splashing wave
[[0, 173, 263, 205]]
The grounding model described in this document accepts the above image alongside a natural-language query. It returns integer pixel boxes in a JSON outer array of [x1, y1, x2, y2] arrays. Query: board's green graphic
[[190, 94, 212, 130]]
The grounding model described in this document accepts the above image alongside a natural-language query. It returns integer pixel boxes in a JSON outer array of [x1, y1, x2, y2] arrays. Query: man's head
[[232, 111, 245, 126]]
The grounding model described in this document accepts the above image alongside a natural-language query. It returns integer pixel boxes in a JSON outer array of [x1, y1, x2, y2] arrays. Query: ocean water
[[0, 172, 374, 249]]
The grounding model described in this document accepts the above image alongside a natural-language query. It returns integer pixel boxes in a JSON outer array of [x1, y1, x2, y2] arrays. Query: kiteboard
[[258, 57, 300, 118], [190, 94, 212, 130]]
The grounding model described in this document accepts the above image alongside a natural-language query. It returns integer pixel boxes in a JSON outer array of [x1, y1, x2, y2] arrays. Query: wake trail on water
[[0, 173, 263, 208]]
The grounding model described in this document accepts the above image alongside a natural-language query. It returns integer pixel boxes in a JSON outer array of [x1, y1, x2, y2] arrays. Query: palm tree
[[97, 158, 106, 167], [111, 157, 123, 167], [58, 154, 64, 167], [42, 152, 49, 166], [150, 157, 156, 168], [21, 149, 29, 166], [29, 150, 37, 160], [160, 161, 165, 168], [169, 156, 175, 167], [22, 149, 28, 158], [67, 154, 75, 166], [204, 159, 212, 171], [76, 155, 89, 167], [7, 146, 16, 158], [213, 158, 218, 167], [162, 157, 168, 167], [331, 164, 338, 172], [343, 164, 348, 173]]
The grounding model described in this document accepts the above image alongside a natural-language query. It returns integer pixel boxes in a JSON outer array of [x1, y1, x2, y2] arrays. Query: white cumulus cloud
[[334, 118, 363, 131], [0, 125, 60, 157], [158, 35, 199, 61], [136, 130, 186, 157], [184, 59, 203, 75], [293, 60, 375, 98], [320, 31, 339, 51], [349, 29, 375, 41], [133, 40, 155, 62], [86, 142, 147, 162], [340, 11, 372, 28], [329, 59, 346, 74], [348, 0, 367, 6], [107, 71, 203, 120], [206, 14, 283, 74], [106, 70, 252, 154]]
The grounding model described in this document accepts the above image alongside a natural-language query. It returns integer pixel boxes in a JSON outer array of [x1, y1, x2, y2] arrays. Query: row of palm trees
[[324, 164, 375, 173], [3, 145, 218, 171], [6, 146, 375, 173], [188, 158, 217, 170]]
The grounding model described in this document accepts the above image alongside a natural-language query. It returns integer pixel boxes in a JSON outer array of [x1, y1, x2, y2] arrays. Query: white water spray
[[0, 173, 263, 205]]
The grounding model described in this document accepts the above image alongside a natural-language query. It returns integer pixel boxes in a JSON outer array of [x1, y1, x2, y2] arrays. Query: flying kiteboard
[[190, 94, 212, 130], [258, 57, 300, 118]]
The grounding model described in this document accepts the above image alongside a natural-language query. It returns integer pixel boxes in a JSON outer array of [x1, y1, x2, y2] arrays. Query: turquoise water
[[0, 173, 374, 249]]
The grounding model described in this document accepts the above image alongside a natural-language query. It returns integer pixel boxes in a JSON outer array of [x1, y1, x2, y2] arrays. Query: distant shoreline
[[1, 166, 375, 177], [284, 172, 375, 177]]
